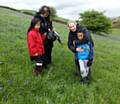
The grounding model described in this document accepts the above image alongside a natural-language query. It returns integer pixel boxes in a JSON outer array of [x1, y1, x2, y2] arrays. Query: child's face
[[77, 32, 84, 40], [68, 23, 76, 32], [35, 21, 40, 29]]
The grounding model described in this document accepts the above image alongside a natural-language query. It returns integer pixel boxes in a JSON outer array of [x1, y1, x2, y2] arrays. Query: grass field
[[0, 7, 120, 104]]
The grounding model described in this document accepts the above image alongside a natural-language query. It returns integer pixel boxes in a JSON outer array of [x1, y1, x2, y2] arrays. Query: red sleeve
[[27, 32, 37, 55], [41, 33, 46, 42]]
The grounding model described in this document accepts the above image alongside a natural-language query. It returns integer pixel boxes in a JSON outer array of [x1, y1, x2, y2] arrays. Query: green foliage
[[0, 7, 120, 104], [50, 7, 57, 19], [79, 10, 112, 34]]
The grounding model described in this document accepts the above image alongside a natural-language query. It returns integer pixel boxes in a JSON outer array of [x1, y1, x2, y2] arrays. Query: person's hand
[[76, 48, 84, 52], [48, 28, 51, 32], [34, 53, 38, 56], [87, 60, 92, 67]]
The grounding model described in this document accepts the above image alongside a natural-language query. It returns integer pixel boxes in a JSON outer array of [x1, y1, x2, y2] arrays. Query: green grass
[[112, 29, 120, 35], [0, 7, 120, 104]]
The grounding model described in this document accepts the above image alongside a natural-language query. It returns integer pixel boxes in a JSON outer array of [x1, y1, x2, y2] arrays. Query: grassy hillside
[[0, 5, 69, 25], [20, 9, 69, 24], [0, 7, 120, 104], [20, 9, 36, 15]]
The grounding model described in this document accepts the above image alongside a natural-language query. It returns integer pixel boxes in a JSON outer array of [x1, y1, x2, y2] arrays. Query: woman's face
[[43, 8, 49, 17], [77, 32, 84, 40], [35, 21, 40, 29], [68, 23, 76, 32]]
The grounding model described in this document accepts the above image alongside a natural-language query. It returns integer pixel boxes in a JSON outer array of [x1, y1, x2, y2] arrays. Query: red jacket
[[27, 28, 46, 57]]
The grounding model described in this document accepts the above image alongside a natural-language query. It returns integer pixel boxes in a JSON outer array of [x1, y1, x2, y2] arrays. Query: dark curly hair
[[37, 5, 51, 21]]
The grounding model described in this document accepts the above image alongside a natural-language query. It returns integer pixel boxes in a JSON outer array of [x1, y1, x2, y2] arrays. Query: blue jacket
[[76, 43, 90, 60]]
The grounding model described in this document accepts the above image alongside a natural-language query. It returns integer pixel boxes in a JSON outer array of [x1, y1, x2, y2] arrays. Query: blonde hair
[[67, 21, 77, 27]]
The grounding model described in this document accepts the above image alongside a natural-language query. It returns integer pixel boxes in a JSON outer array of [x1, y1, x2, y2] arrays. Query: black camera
[[47, 31, 62, 44]]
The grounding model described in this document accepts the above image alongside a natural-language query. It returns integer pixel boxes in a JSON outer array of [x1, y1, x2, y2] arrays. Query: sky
[[0, 0, 120, 20]]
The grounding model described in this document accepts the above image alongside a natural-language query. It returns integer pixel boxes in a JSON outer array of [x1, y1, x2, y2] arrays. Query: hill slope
[[0, 7, 120, 104], [112, 16, 120, 28], [0, 5, 69, 25]]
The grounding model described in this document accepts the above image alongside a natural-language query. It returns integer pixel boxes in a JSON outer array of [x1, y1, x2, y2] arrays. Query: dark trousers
[[31, 56, 44, 71], [75, 59, 80, 75], [44, 40, 53, 64]]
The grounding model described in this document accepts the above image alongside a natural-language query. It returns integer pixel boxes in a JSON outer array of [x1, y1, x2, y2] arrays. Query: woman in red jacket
[[27, 18, 46, 76]]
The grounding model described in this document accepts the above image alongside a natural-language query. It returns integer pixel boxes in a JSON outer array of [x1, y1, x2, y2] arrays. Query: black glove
[[87, 60, 92, 67]]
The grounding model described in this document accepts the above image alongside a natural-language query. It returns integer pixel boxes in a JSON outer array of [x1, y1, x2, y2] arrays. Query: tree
[[50, 7, 57, 19], [78, 10, 112, 34]]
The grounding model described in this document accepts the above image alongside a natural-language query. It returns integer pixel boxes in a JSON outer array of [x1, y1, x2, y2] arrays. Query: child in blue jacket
[[73, 29, 94, 84], [68, 22, 94, 77]]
